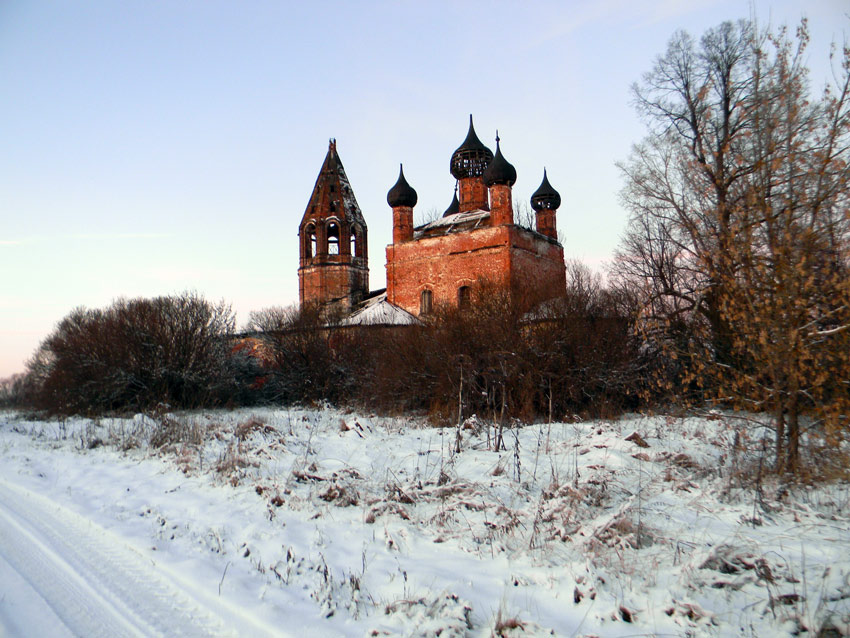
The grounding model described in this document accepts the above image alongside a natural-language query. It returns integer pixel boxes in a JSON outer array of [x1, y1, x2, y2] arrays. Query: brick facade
[[299, 260, 369, 311], [386, 220, 565, 315]]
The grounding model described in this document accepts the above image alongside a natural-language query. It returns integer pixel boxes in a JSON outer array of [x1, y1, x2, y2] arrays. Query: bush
[[0, 374, 27, 408], [23, 292, 238, 415], [245, 302, 350, 405], [250, 274, 646, 422], [362, 276, 644, 422]]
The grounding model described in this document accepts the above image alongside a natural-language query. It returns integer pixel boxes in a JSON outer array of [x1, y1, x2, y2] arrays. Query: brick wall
[[299, 259, 369, 312], [386, 224, 565, 316]]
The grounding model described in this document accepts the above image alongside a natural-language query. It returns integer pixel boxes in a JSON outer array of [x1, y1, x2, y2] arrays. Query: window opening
[[305, 225, 317, 258], [327, 222, 340, 255], [458, 286, 470, 309], [421, 289, 433, 315]]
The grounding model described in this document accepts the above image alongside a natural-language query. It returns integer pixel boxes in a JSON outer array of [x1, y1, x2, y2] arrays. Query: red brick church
[[298, 116, 566, 323]]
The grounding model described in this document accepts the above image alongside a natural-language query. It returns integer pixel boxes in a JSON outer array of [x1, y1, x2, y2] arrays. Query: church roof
[[301, 139, 366, 228], [450, 115, 493, 180], [530, 169, 561, 211], [482, 135, 517, 187], [340, 292, 421, 326], [415, 209, 491, 239], [442, 186, 460, 217], [386, 164, 418, 208]]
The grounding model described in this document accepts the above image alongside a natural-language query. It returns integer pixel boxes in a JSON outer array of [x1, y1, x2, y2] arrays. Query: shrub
[[23, 292, 237, 415], [0, 373, 27, 408], [248, 275, 645, 422]]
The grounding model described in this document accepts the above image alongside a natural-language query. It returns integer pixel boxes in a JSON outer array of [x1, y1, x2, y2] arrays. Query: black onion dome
[[482, 135, 517, 186], [450, 115, 494, 179], [387, 164, 418, 207], [443, 186, 460, 217], [530, 169, 561, 211]]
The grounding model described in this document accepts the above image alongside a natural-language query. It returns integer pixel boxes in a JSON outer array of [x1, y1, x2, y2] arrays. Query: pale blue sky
[[1, 0, 846, 377]]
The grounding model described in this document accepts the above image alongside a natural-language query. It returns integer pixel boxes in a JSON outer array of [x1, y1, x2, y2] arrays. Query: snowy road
[[0, 478, 276, 638]]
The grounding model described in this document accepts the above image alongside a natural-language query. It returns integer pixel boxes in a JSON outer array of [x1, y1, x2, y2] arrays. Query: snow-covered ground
[[1, 407, 848, 637]]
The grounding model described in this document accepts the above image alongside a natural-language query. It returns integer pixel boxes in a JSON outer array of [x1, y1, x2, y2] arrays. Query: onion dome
[[450, 115, 494, 179], [387, 164, 418, 208], [443, 185, 460, 217], [530, 169, 561, 211], [482, 134, 517, 186]]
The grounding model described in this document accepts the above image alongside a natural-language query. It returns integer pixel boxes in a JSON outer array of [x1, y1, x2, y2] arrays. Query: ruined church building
[[298, 116, 566, 322]]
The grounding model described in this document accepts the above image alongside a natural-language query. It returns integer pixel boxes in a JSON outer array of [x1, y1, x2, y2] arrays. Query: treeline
[[7, 266, 649, 422]]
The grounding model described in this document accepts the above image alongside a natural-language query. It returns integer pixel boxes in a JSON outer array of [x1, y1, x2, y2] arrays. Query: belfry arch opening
[[327, 221, 340, 255], [304, 224, 317, 259]]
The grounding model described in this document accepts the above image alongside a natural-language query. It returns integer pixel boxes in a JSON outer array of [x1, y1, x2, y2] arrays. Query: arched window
[[327, 222, 340, 255], [350, 226, 357, 257], [458, 285, 471, 310], [420, 289, 433, 315], [305, 224, 317, 258]]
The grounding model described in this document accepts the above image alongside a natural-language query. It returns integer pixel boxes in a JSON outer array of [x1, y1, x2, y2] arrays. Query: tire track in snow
[[0, 478, 245, 637]]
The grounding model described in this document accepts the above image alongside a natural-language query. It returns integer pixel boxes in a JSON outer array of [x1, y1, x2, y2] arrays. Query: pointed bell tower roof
[[301, 139, 366, 228]]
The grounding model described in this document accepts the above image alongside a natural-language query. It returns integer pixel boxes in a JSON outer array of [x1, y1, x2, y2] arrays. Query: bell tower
[[298, 139, 369, 311]]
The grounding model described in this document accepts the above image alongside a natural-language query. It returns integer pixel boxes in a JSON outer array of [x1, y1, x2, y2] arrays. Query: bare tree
[[513, 199, 536, 231], [613, 20, 758, 362], [612, 19, 850, 472], [414, 207, 442, 227], [246, 305, 301, 332]]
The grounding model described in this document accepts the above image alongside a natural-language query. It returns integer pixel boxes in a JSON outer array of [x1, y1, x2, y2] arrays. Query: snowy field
[[1, 407, 848, 637]]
